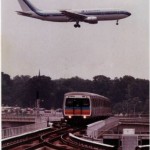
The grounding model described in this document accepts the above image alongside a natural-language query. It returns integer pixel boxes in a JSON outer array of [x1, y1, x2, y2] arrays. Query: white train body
[[63, 92, 111, 121]]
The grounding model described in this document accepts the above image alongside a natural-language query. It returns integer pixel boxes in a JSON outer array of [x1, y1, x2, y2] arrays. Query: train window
[[98, 99, 100, 106], [96, 100, 99, 107], [82, 99, 90, 106], [96, 99, 98, 106], [93, 99, 96, 107], [74, 99, 81, 107], [101, 100, 104, 107], [107, 102, 109, 107], [65, 98, 90, 107], [92, 100, 95, 107], [106, 101, 108, 107], [95, 100, 97, 107], [65, 98, 73, 107]]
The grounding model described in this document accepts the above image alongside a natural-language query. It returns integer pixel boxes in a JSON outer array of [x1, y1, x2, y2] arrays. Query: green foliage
[[1, 72, 149, 114], [1, 72, 13, 106]]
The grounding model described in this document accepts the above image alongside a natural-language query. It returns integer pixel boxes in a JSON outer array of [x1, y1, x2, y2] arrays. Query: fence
[[2, 122, 47, 139], [2, 115, 36, 123], [2, 113, 63, 139]]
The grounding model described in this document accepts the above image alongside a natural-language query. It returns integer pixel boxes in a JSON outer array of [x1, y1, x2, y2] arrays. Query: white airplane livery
[[17, 0, 131, 28]]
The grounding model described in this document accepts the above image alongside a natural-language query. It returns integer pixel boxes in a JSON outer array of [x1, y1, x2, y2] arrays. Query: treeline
[[1, 72, 149, 114]]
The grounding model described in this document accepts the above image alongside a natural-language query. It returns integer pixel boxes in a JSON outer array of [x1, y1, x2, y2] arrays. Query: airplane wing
[[16, 11, 41, 20], [16, 11, 32, 17], [60, 10, 87, 21]]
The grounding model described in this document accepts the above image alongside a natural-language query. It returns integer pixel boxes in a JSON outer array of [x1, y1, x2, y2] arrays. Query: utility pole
[[37, 99, 40, 117], [36, 70, 41, 119], [36, 91, 40, 118]]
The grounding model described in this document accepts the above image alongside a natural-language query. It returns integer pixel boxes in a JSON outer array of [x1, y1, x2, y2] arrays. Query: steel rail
[[135, 145, 150, 150], [69, 133, 115, 150], [2, 127, 54, 150], [2, 125, 68, 149], [61, 133, 94, 150], [2, 121, 74, 150], [23, 126, 72, 150], [24, 141, 66, 150]]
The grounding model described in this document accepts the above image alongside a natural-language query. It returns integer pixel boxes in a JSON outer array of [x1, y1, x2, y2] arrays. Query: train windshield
[[65, 98, 90, 107]]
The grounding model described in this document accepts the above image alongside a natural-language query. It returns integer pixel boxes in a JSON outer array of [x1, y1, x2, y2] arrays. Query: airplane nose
[[127, 12, 131, 16], [123, 11, 131, 17]]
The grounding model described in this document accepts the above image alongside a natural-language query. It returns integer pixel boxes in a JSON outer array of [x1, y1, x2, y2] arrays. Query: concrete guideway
[[85, 116, 149, 150], [69, 133, 115, 149], [87, 117, 119, 139], [86, 116, 149, 139]]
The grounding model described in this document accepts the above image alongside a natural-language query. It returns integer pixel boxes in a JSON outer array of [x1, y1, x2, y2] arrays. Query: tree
[[93, 75, 112, 97], [25, 75, 54, 109], [1, 72, 13, 106], [1, 72, 149, 113], [12, 75, 31, 107]]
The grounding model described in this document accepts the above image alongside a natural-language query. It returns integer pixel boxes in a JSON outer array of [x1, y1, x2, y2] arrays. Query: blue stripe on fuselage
[[82, 11, 130, 16], [47, 11, 130, 17], [65, 107, 90, 110]]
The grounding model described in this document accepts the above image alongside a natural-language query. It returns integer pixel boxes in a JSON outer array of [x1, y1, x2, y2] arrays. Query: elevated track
[[2, 116, 149, 150]]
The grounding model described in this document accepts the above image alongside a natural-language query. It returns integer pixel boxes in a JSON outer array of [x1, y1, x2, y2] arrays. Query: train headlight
[[68, 116, 72, 119], [83, 116, 87, 119]]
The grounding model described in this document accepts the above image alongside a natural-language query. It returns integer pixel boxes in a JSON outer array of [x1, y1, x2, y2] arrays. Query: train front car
[[63, 92, 91, 124], [63, 92, 112, 124]]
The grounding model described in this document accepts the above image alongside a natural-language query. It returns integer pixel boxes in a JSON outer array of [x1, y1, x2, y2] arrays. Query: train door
[[73, 98, 90, 116], [73, 98, 82, 115], [82, 98, 90, 115]]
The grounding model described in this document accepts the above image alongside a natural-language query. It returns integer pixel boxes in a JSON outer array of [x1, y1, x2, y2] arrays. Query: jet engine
[[84, 16, 98, 24]]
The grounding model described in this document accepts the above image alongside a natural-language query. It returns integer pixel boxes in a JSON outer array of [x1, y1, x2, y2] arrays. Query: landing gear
[[116, 20, 119, 25], [74, 24, 81, 28], [74, 21, 81, 28]]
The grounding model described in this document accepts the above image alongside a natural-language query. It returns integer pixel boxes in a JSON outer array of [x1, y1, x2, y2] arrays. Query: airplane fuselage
[[22, 9, 130, 22], [17, 0, 131, 27]]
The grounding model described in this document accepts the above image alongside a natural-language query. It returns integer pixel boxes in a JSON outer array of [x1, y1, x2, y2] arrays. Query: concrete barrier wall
[[87, 120, 105, 138], [87, 117, 119, 139], [2, 122, 47, 139]]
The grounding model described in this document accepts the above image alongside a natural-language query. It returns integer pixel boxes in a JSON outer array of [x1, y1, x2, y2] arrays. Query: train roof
[[65, 92, 110, 101]]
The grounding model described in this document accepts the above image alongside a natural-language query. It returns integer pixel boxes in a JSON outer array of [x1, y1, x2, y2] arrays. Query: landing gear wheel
[[77, 24, 81, 28], [74, 22, 81, 28], [116, 20, 119, 25], [74, 24, 78, 28]]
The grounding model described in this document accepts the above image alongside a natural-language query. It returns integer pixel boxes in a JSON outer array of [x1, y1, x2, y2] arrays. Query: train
[[63, 92, 112, 124]]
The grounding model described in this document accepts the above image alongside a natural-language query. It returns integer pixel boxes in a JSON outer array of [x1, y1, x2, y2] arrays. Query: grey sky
[[1, 0, 149, 80]]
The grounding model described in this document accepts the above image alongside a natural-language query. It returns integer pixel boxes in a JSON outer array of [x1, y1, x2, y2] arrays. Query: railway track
[[2, 121, 67, 149], [2, 121, 87, 150], [61, 132, 115, 150], [2, 124, 107, 150], [2, 127, 54, 150], [61, 133, 94, 150], [4, 117, 147, 150]]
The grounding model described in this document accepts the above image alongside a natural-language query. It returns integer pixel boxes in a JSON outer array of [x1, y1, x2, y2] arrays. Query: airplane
[[17, 0, 131, 28]]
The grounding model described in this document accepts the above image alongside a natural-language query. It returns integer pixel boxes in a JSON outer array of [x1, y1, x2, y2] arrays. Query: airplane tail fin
[[18, 0, 39, 12]]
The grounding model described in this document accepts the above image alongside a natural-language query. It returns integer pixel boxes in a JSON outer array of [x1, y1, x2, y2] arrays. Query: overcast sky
[[1, 0, 149, 80]]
